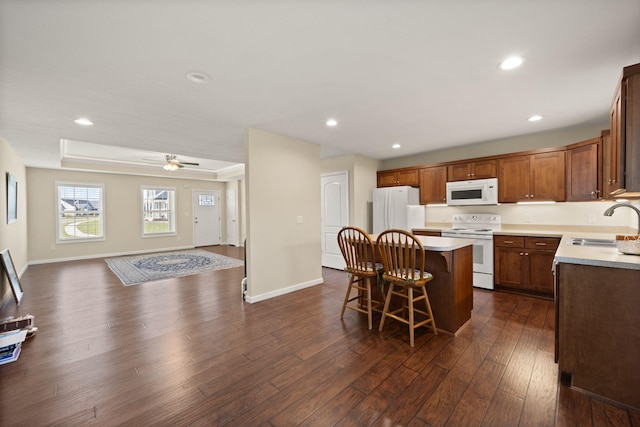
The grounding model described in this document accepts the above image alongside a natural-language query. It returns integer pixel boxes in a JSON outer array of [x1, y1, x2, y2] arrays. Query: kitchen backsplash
[[424, 200, 640, 231]]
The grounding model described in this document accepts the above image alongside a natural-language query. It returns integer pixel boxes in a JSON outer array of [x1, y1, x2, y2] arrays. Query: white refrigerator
[[372, 186, 424, 233]]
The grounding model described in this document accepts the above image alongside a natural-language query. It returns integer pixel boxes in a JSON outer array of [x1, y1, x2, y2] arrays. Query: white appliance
[[372, 186, 423, 233], [441, 213, 501, 290], [446, 178, 498, 206]]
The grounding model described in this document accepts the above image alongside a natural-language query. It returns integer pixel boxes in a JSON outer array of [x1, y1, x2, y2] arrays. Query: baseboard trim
[[28, 245, 196, 265], [245, 277, 323, 303]]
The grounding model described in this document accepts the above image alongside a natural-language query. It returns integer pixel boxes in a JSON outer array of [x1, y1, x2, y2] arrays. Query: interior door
[[192, 190, 221, 247], [321, 172, 349, 269], [226, 188, 237, 246]]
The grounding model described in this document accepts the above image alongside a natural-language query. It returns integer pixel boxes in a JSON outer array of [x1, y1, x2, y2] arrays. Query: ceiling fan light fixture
[[163, 162, 180, 171]]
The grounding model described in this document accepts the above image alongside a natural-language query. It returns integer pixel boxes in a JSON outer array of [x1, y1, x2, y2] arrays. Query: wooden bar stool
[[337, 226, 383, 329], [376, 229, 437, 346]]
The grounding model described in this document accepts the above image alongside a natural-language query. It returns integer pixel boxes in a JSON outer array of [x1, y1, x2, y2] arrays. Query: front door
[[321, 171, 349, 269], [193, 190, 221, 247]]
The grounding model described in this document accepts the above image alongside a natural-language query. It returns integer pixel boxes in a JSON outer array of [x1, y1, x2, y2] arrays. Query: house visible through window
[[57, 183, 104, 242], [142, 187, 176, 235]]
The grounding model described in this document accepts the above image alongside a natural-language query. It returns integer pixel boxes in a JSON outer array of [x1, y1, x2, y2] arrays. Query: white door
[[226, 188, 238, 246], [193, 190, 221, 247], [321, 172, 349, 269]]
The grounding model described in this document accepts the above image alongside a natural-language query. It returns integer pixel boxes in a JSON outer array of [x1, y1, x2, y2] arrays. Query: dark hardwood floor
[[1, 246, 639, 426]]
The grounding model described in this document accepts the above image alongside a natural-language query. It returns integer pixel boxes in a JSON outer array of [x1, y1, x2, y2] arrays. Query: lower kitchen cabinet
[[494, 234, 560, 298], [556, 262, 640, 410]]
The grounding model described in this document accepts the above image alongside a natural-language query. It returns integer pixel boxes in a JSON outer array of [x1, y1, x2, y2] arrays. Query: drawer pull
[[504, 240, 514, 244], [535, 242, 547, 246]]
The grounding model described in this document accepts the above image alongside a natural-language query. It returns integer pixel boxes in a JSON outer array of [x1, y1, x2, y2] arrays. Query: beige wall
[[245, 128, 322, 302], [381, 122, 608, 170], [0, 137, 28, 304], [27, 168, 228, 262], [321, 154, 380, 232]]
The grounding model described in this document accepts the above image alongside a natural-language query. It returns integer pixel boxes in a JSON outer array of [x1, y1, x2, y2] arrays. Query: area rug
[[105, 249, 244, 286]]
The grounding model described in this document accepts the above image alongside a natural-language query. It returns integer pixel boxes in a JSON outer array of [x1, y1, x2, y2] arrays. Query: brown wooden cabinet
[[377, 168, 419, 187], [447, 159, 496, 182], [494, 234, 559, 298], [419, 166, 447, 204], [566, 137, 601, 201], [608, 62, 640, 197], [557, 262, 640, 409], [498, 151, 566, 203], [605, 89, 623, 196]]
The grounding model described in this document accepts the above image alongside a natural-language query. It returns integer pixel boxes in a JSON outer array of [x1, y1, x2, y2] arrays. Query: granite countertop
[[554, 231, 640, 271], [414, 223, 640, 270], [417, 236, 475, 251], [370, 233, 475, 252]]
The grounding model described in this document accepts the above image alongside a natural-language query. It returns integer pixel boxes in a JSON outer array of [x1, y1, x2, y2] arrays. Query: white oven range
[[440, 214, 501, 290]]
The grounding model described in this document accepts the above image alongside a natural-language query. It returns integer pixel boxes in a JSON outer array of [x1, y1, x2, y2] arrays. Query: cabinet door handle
[[530, 194, 534, 198], [525, 253, 529, 256], [519, 252, 524, 256]]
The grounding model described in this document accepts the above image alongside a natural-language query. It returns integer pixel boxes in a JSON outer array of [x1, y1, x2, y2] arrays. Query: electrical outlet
[[296, 216, 304, 224], [524, 214, 532, 223]]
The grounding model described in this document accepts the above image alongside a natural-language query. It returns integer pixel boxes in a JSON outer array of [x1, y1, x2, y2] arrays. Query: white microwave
[[446, 178, 498, 206]]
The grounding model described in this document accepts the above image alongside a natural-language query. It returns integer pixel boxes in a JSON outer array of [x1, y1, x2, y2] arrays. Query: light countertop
[[554, 231, 640, 271], [413, 223, 640, 270], [417, 236, 476, 252], [370, 233, 475, 252]]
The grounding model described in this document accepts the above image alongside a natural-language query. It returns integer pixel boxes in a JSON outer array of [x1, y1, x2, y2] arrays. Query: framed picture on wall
[[6, 172, 17, 224], [0, 249, 23, 304]]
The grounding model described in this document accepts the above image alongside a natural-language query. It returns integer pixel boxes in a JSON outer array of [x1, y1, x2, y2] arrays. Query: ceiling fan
[[162, 154, 199, 171]]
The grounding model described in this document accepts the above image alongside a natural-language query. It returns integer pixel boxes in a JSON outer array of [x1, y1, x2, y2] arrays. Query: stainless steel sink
[[566, 237, 617, 247]]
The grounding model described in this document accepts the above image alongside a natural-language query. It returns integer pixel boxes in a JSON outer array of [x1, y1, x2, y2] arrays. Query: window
[[57, 183, 104, 242], [142, 187, 176, 235], [198, 194, 214, 206]]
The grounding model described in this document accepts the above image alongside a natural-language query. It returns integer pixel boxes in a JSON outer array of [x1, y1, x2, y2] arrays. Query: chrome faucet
[[603, 203, 640, 233]]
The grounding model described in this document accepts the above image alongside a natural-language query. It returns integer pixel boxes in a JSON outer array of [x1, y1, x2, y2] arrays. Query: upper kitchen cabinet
[[447, 159, 497, 182], [377, 168, 420, 188], [419, 166, 447, 204], [606, 88, 623, 195], [608, 62, 640, 198], [498, 151, 566, 203], [566, 136, 602, 201]]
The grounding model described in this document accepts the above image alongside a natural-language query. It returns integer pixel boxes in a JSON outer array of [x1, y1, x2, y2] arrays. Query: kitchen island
[[554, 233, 640, 410], [371, 235, 475, 335]]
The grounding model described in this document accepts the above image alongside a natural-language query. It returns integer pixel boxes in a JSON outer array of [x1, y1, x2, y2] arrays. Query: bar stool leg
[[340, 274, 355, 320], [379, 283, 394, 331], [408, 287, 415, 347]]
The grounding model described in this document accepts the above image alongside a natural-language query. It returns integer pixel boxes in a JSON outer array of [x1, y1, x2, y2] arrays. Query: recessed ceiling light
[[392, 143, 401, 149], [74, 118, 94, 126], [186, 71, 210, 84], [326, 118, 338, 127], [528, 114, 543, 122], [499, 56, 524, 70]]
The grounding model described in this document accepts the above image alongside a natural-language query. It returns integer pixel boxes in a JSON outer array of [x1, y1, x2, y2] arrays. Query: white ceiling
[[1, 1, 640, 175]]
